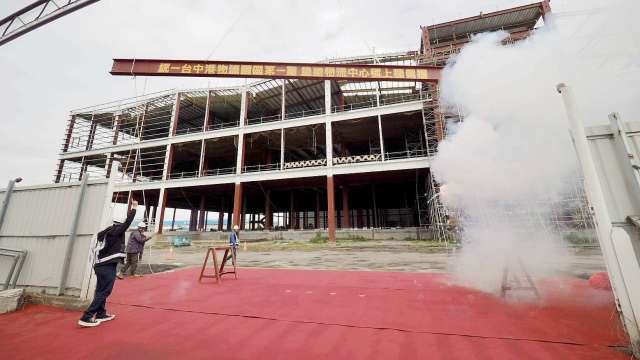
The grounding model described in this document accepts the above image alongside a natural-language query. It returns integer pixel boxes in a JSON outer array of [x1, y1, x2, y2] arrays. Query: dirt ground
[[134, 238, 606, 279]]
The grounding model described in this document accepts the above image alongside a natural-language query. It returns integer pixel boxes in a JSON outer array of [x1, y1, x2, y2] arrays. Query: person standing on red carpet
[[78, 201, 138, 327]]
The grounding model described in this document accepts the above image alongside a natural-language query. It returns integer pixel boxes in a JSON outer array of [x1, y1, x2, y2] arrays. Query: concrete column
[[111, 115, 121, 145], [281, 81, 286, 120], [203, 90, 212, 131], [171, 208, 177, 230], [198, 139, 206, 177], [265, 190, 273, 230], [327, 176, 336, 241], [226, 210, 232, 231], [280, 129, 285, 171], [236, 134, 245, 175], [189, 210, 198, 231], [155, 188, 168, 234], [289, 191, 295, 229], [342, 186, 350, 228], [315, 191, 320, 229], [374, 78, 385, 160], [377, 114, 385, 161], [324, 80, 333, 167], [151, 205, 157, 224], [138, 102, 149, 141], [198, 196, 206, 231], [357, 208, 363, 228], [239, 87, 248, 127], [218, 198, 225, 231], [232, 182, 243, 228], [372, 184, 378, 228], [241, 194, 247, 230], [79, 157, 87, 181], [170, 92, 181, 136], [163, 145, 174, 180]]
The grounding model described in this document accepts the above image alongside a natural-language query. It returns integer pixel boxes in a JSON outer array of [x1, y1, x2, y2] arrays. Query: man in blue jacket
[[78, 201, 138, 327]]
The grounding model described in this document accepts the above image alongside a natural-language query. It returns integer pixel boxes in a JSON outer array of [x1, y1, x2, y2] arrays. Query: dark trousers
[[82, 263, 117, 320], [120, 253, 140, 276]]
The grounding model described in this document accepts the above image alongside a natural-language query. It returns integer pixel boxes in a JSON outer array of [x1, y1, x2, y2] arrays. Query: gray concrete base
[[24, 292, 90, 311]]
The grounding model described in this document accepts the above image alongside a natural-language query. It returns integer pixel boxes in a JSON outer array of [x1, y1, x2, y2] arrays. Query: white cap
[[233, 225, 239, 231], [138, 222, 147, 228]]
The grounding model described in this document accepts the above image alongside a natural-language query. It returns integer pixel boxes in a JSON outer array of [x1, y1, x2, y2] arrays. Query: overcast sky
[[0, 0, 554, 185]]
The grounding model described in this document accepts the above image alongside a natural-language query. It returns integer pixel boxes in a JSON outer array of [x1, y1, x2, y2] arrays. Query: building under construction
[[54, 2, 551, 240]]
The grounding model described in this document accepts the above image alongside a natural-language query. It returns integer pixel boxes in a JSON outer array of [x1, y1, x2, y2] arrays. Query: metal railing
[[167, 171, 200, 180], [381, 92, 430, 106], [203, 167, 236, 177], [331, 92, 430, 114], [247, 114, 282, 126], [174, 126, 205, 136], [284, 108, 325, 120], [331, 99, 377, 113], [385, 149, 429, 160], [207, 120, 240, 131], [243, 163, 281, 173]]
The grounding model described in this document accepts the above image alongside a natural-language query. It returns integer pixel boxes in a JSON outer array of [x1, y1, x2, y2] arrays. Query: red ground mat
[[0, 267, 631, 360]]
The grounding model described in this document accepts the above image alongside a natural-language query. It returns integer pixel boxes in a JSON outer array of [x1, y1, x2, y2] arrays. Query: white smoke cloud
[[433, 0, 640, 295]]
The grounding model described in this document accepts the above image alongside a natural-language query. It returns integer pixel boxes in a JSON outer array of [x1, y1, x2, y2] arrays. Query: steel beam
[[111, 59, 441, 82], [0, 0, 101, 46]]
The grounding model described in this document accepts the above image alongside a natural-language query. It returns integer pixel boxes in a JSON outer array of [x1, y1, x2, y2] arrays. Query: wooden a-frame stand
[[199, 246, 238, 283]]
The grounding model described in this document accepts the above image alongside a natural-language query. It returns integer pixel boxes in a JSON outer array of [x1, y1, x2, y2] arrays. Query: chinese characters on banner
[[154, 62, 430, 81]]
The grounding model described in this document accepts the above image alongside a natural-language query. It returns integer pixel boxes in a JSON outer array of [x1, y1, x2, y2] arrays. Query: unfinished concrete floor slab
[[0, 268, 630, 359]]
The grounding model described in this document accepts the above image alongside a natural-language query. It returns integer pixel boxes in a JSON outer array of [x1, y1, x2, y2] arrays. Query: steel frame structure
[[0, 0, 100, 46], [52, 1, 582, 244]]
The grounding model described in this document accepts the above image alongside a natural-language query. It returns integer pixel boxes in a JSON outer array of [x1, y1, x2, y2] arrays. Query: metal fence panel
[[0, 180, 109, 296]]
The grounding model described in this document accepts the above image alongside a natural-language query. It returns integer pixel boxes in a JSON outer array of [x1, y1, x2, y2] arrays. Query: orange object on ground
[[589, 272, 612, 290]]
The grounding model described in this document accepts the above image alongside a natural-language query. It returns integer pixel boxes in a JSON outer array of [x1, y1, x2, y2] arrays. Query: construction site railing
[[284, 108, 325, 120], [243, 163, 281, 173], [167, 171, 199, 180], [331, 92, 430, 114], [247, 114, 282, 126], [174, 126, 205, 136], [203, 167, 236, 177], [385, 149, 429, 160], [206, 120, 240, 131]]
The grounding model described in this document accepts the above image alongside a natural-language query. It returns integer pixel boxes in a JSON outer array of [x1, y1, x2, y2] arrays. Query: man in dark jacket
[[117, 221, 148, 279], [78, 201, 137, 327]]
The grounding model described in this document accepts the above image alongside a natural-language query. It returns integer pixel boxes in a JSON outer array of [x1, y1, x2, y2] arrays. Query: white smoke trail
[[433, 0, 640, 294]]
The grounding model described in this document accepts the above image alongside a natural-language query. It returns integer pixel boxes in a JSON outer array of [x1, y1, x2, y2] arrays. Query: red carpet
[[0, 267, 631, 359]]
